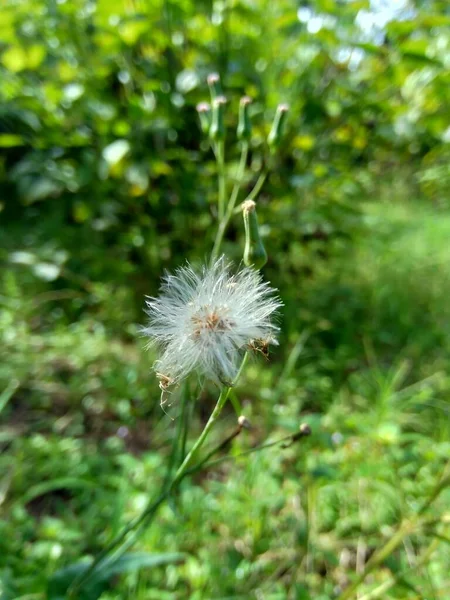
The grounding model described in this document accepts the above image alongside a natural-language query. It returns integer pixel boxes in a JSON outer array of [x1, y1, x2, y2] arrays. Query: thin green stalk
[[170, 352, 248, 486], [186, 426, 311, 475], [68, 491, 169, 597], [179, 382, 195, 463], [170, 386, 231, 487], [69, 356, 249, 597], [232, 170, 268, 216], [228, 142, 249, 215], [184, 421, 244, 476], [247, 171, 267, 202], [162, 382, 189, 490], [216, 141, 226, 220], [211, 142, 248, 263]]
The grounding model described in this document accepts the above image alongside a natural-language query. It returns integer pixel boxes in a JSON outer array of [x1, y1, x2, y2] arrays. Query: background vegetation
[[1, 0, 450, 598]]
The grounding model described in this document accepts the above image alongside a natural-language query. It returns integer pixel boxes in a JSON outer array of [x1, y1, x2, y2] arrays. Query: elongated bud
[[237, 96, 252, 141], [196, 102, 211, 135], [242, 199, 267, 270], [267, 103, 289, 149], [207, 72, 222, 101], [209, 95, 227, 141]]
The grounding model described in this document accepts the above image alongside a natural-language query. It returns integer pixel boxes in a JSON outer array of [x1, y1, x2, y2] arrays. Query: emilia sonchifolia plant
[[68, 74, 303, 597]]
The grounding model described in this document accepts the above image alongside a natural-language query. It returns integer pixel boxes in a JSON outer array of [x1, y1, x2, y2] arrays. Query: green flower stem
[[170, 386, 231, 486], [211, 141, 249, 263], [228, 142, 249, 216], [187, 425, 311, 476], [216, 141, 226, 220], [247, 171, 267, 202], [170, 352, 248, 488], [69, 356, 248, 598], [231, 170, 268, 216]]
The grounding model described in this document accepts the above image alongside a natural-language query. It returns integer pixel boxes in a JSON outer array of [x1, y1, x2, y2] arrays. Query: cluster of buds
[[196, 72, 289, 149], [195, 73, 290, 271]]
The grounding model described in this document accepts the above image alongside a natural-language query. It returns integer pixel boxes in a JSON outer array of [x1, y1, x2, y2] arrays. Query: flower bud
[[267, 103, 289, 149], [207, 72, 222, 101], [237, 96, 252, 141], [209, 95, 227, 141], [238, 415, 251, 430], [242, 199, 268, 270], [299, 423, 312, 436], [196, 102, 211, 135]]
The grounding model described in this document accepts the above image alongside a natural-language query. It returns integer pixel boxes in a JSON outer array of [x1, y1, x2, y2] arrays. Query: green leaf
[[99, 552, 185, 578], [0, 380, 19, 414], [48, 553, 185, 600], [0, 134, 24, 147], [48, 562, 106, 600], [22, 478, 96, 505], [23, 177, 62, 204]]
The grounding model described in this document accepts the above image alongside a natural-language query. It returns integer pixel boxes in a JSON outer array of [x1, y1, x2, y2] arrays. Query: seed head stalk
[[68, 356, 248, 598], [171, 352, 248, 485], [212, 140, 249, 264], [215, 140, 227, 221]]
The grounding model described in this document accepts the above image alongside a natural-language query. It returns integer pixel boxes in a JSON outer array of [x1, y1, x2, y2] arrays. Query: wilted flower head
[[142, 257, 281, 389]]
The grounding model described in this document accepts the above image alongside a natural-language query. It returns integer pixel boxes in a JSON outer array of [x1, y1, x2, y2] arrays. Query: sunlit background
[[1, 0, 450, 598]]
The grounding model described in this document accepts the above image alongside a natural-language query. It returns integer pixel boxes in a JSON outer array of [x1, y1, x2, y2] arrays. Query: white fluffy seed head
[[142, 257, 282, 389]]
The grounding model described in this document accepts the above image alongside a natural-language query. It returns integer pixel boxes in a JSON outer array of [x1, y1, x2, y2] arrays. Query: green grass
[[1, 198, 450, 599]]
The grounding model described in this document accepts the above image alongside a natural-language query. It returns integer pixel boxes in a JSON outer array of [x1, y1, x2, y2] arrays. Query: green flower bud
[[209, 95, 227, 141], [237, 96, 252, 141], [207, 72, 222, 101], [242, 199, 268, 270], [196, 102, 211, 135], [267, 103, 289, 149]]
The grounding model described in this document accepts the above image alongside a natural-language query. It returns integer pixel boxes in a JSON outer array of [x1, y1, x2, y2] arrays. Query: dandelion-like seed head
[[142, 257, 282, 390]]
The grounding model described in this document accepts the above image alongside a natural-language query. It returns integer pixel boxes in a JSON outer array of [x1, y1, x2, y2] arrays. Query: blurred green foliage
[[1, 0, 450, 598]]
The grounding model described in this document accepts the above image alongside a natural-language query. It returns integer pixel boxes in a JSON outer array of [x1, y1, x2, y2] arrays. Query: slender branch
[[69, 356, 249, 597], [232, 170, 268, 216], [169, 386, 231, 488], [216, 141, 226, 220], [211, 142, 248, 263], [187, 424, 311, 476], [228, 142, 249, 215], [247, 171, 267, 203]]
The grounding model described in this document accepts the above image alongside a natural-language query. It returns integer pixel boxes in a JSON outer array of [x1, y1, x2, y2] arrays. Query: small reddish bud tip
[[214, 95, 227, 106], [299, 423, 311, 436], [242, 199, 256, 214], [207, 72, 220, 85], [196, 102, 210, 113], [238, 415, 251, 429]]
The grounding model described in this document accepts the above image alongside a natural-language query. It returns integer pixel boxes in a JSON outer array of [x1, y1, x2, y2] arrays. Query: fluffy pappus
[[142, 257, 282, 390]]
